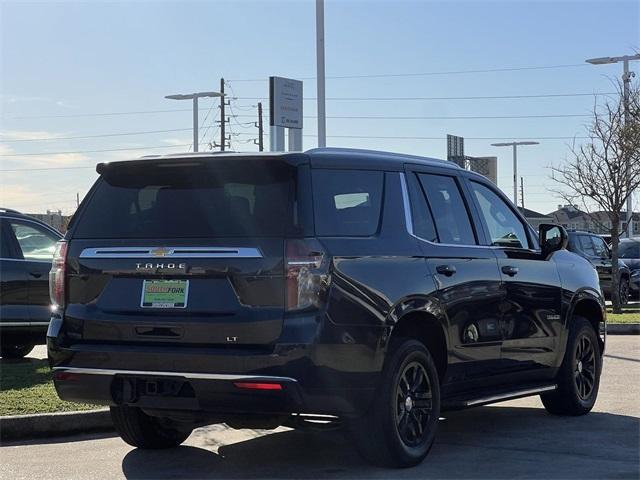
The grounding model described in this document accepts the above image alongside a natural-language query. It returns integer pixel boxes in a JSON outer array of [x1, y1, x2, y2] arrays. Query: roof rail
[[0, 207, 21, 214]]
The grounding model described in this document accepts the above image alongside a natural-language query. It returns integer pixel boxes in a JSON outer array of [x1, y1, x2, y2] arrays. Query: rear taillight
[[234, 382, 283, 391], [285, 239, 330, 311], [49, 241, 68, 310]]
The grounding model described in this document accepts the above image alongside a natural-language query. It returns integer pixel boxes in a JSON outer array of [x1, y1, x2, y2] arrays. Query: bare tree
[[551, 80, 640, 313]]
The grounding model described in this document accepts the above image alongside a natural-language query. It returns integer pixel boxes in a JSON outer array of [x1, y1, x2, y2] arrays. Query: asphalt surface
[[2, 336, 638, 479]]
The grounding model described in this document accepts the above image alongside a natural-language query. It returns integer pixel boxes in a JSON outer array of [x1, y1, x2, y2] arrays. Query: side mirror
[[539, 224, 568, 258]]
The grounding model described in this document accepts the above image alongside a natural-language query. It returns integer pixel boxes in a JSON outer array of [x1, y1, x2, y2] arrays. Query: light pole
[[491, 141, 540, 206], [316, 0, 326, 148], [165, 91, 223, 152], [586, 54, 640, 238]]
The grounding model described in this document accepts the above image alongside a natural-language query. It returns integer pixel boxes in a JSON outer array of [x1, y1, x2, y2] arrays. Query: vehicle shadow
[[0, 358, 52, 390], [121, 406, 640, 479]]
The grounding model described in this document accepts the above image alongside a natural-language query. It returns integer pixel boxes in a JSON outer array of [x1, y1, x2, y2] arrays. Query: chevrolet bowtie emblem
[[151, 247, 170, 257]]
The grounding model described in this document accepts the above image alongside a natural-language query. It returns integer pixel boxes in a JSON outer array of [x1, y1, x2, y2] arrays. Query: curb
[[608, 323, 640, 335], [0, 409, 112, 442]]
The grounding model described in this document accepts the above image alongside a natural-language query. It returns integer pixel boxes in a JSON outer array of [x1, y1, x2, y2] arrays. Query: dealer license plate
[[140, 280, 189, 309]]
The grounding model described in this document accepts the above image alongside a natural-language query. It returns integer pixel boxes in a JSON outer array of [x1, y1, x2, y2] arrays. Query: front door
[[5, 219, 60, 324], [466, 180, 561, 378], [0, 219, 30, 327]]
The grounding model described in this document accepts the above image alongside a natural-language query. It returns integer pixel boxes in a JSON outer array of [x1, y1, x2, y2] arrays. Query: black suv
[[566, 231, 631, 304], [49, 149, 605, 467], [1, 209, 62, 358]]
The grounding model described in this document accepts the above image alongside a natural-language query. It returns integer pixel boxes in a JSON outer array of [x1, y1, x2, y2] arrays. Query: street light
[[491, 141, 540, 206], [316, 0, 326, 148], [164, 91, 223, 152], [586, 53, 640, 237]]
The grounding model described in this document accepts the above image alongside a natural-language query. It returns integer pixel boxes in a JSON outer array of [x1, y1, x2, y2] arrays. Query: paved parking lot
[[2, 336, 638, 479]]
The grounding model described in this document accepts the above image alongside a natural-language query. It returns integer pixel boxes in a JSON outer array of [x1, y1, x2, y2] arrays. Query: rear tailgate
[[63, 157, 309, 347], [66, 238, 285, 345]]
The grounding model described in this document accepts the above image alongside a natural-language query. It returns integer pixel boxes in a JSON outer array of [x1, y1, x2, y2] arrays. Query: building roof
[[517, 207, 552, 219]]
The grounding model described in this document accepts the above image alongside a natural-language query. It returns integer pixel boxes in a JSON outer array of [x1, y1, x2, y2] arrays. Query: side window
[[591, 236, 610, 258], [406, 173, 438, 242], [312, 169, 384, 236], [470, 181, 530, 249], [9, 221, 59, 261], [417, 174, 476, 245], [578, 235, 596, 257]]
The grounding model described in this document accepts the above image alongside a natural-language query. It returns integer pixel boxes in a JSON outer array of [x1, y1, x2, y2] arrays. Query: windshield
[[619, 241, 640, 259]]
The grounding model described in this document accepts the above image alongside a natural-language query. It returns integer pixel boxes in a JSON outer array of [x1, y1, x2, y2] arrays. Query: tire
[[541, 316, 601, 416], [349, 338, 441, 468], [0, 342, 35, 359], [619, 277, 630, 306], [110, 406, 193, 449]]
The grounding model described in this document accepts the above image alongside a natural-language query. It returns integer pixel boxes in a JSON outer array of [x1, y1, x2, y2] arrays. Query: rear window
[[312, 169, 384, 236], [73, 160, 301, 238]]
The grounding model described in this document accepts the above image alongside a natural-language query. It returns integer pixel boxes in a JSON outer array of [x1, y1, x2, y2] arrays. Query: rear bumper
[[47, 316, 384, 417], [51, 366, 307, 416]]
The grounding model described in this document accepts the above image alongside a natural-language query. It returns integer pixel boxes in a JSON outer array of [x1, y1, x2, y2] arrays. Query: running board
[[443, 384, 557, 410]]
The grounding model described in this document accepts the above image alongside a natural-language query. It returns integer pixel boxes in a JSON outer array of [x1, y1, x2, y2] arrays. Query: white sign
[[269, 76, 303, 129]]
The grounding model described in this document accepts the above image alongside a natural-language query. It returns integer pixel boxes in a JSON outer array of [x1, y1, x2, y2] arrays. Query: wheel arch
[[385, 303, 449, 384], [569, 295, 605, 354]]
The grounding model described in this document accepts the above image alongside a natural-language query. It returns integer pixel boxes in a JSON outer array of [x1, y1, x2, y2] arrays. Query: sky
[[1, 0, 638, 215]]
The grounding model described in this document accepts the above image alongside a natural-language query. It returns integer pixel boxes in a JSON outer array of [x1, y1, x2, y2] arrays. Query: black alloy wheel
[[619, 278, 630, 305], [394, 361, 433, 447], [574, 335, 597, 401], [348, 338, 440, 467], [541, 315, 601, 416]]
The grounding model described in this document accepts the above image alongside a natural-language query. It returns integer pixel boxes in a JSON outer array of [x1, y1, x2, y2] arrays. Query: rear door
[[404, 167, 504, 387], [66, 158, 308, 347], [5, 218, 60, 324]]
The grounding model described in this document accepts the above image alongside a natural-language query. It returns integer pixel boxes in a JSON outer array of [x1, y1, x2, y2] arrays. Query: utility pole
[[520, 177, 525, 209], [76, 192, 80, 209], [586, 53, 640, 237], [220, 78, 226, 152], [255, 102, 264, 152]]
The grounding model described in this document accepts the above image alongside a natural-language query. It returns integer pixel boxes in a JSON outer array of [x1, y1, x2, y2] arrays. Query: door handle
[[436, 264, 457, 276], [29, 272, 43, 278], [501, 265, 519, 277]]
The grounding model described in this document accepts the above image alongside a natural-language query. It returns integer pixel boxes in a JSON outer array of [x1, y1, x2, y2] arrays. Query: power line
[[228, 63, 590, 82], [236, 132, 590, 140], [1, 128, 193, 142], [1, 143, 192, 157], [0, 166, 95, 172], [234, 92, 616, 101], [6, 109, 193, 119], [232, 113, 590, 120], [1, 133, 591, 158]]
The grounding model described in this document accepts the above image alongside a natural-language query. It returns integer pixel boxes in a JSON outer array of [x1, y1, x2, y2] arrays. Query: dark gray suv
[[49, 148, 606, 467], [567, 231, 631, 304]]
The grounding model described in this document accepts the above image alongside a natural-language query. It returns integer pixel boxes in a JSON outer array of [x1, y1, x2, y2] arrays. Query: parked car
[[619, 238, 640, 299], [1, 208, 62, 358], [48, 149, 606, 467], [566, 231, 631, 304]]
